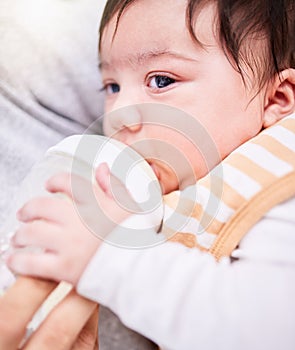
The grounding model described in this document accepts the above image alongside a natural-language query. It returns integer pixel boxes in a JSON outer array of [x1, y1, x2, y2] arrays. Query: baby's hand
[[6, 164, 132, 285]]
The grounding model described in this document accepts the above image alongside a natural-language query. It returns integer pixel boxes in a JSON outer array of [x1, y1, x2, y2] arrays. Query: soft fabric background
[[0, 0, 104, 221], [0, 0, 156, 349]]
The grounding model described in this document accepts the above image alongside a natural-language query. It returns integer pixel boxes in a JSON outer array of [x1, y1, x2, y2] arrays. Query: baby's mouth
[[147, 161, 160, 181]]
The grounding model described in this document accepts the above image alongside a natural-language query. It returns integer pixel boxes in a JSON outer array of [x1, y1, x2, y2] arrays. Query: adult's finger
[[0, 276, 56, 349], [71, 306, 99, 350], [24, 289, 97, 350]]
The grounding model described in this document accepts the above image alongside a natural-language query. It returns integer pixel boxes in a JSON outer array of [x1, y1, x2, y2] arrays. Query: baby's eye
[[149, 75, 176, 89], [103, 83, 120, 95]]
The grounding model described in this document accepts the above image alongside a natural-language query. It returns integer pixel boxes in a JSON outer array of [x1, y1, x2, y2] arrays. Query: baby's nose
[[108, 104, 142, 133]]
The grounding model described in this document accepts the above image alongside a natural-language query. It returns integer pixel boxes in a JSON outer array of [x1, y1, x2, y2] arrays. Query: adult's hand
[[0, 276, 98, 350]]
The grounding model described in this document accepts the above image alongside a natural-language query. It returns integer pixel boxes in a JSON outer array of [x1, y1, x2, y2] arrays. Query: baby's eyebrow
[[99, 49, 198, 70], [135, 49, 198, 64]]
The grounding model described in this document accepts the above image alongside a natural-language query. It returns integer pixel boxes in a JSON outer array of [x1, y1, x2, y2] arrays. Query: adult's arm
[[0, 276, 98, 350]]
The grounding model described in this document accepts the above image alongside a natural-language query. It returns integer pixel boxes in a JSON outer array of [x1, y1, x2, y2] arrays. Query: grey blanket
[[0, 0, 105, 221]]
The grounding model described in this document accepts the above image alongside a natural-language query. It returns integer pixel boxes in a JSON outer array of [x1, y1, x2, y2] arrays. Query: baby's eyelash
[[151, 75, 175, 88], [100, 83, 120, 94], [146, 73, 178, 91]]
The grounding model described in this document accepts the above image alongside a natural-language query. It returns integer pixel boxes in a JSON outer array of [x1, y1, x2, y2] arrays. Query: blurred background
[[0, 0, 106, 223]]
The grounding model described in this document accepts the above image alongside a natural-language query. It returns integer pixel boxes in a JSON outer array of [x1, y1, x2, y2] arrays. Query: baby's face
[[100, 0, 266, 194]]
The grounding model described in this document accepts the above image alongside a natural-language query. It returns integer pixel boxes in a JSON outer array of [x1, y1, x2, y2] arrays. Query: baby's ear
[[263, 68, 295, 128]]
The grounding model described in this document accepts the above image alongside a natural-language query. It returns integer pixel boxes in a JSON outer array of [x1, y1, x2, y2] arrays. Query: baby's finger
[[95, 162, 113, 198], [46, 172, 73, 198], [47, 172, 94, 204], [6, 251, 61, 281], [11, 221, 62, 251], [17, 196, 71, 224], [95, 163, 138, 213]]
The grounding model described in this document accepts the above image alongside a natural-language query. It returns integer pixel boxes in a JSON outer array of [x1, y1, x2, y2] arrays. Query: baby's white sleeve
[[77, 199, 295, 350]]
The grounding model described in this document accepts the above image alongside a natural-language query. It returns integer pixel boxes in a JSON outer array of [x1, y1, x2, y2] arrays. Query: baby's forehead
[[100, 0, 219, 55], [100, 0, 268, 48]]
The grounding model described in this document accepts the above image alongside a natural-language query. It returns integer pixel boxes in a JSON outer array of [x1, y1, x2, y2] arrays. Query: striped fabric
[[161, 114, 295, 255]]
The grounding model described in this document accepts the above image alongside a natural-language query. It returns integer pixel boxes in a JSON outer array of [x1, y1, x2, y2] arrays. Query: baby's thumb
[[95, 163, 139, 213], [95, 162, 113, 198]]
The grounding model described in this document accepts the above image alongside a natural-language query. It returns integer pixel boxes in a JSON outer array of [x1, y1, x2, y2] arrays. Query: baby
[[7, 1, 295, 349]]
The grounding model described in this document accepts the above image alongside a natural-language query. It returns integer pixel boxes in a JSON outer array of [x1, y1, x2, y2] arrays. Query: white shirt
[[77, 197, 295, 350]]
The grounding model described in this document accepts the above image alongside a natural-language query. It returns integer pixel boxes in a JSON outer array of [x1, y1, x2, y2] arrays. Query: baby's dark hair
[[99, 0, 295, 91]]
